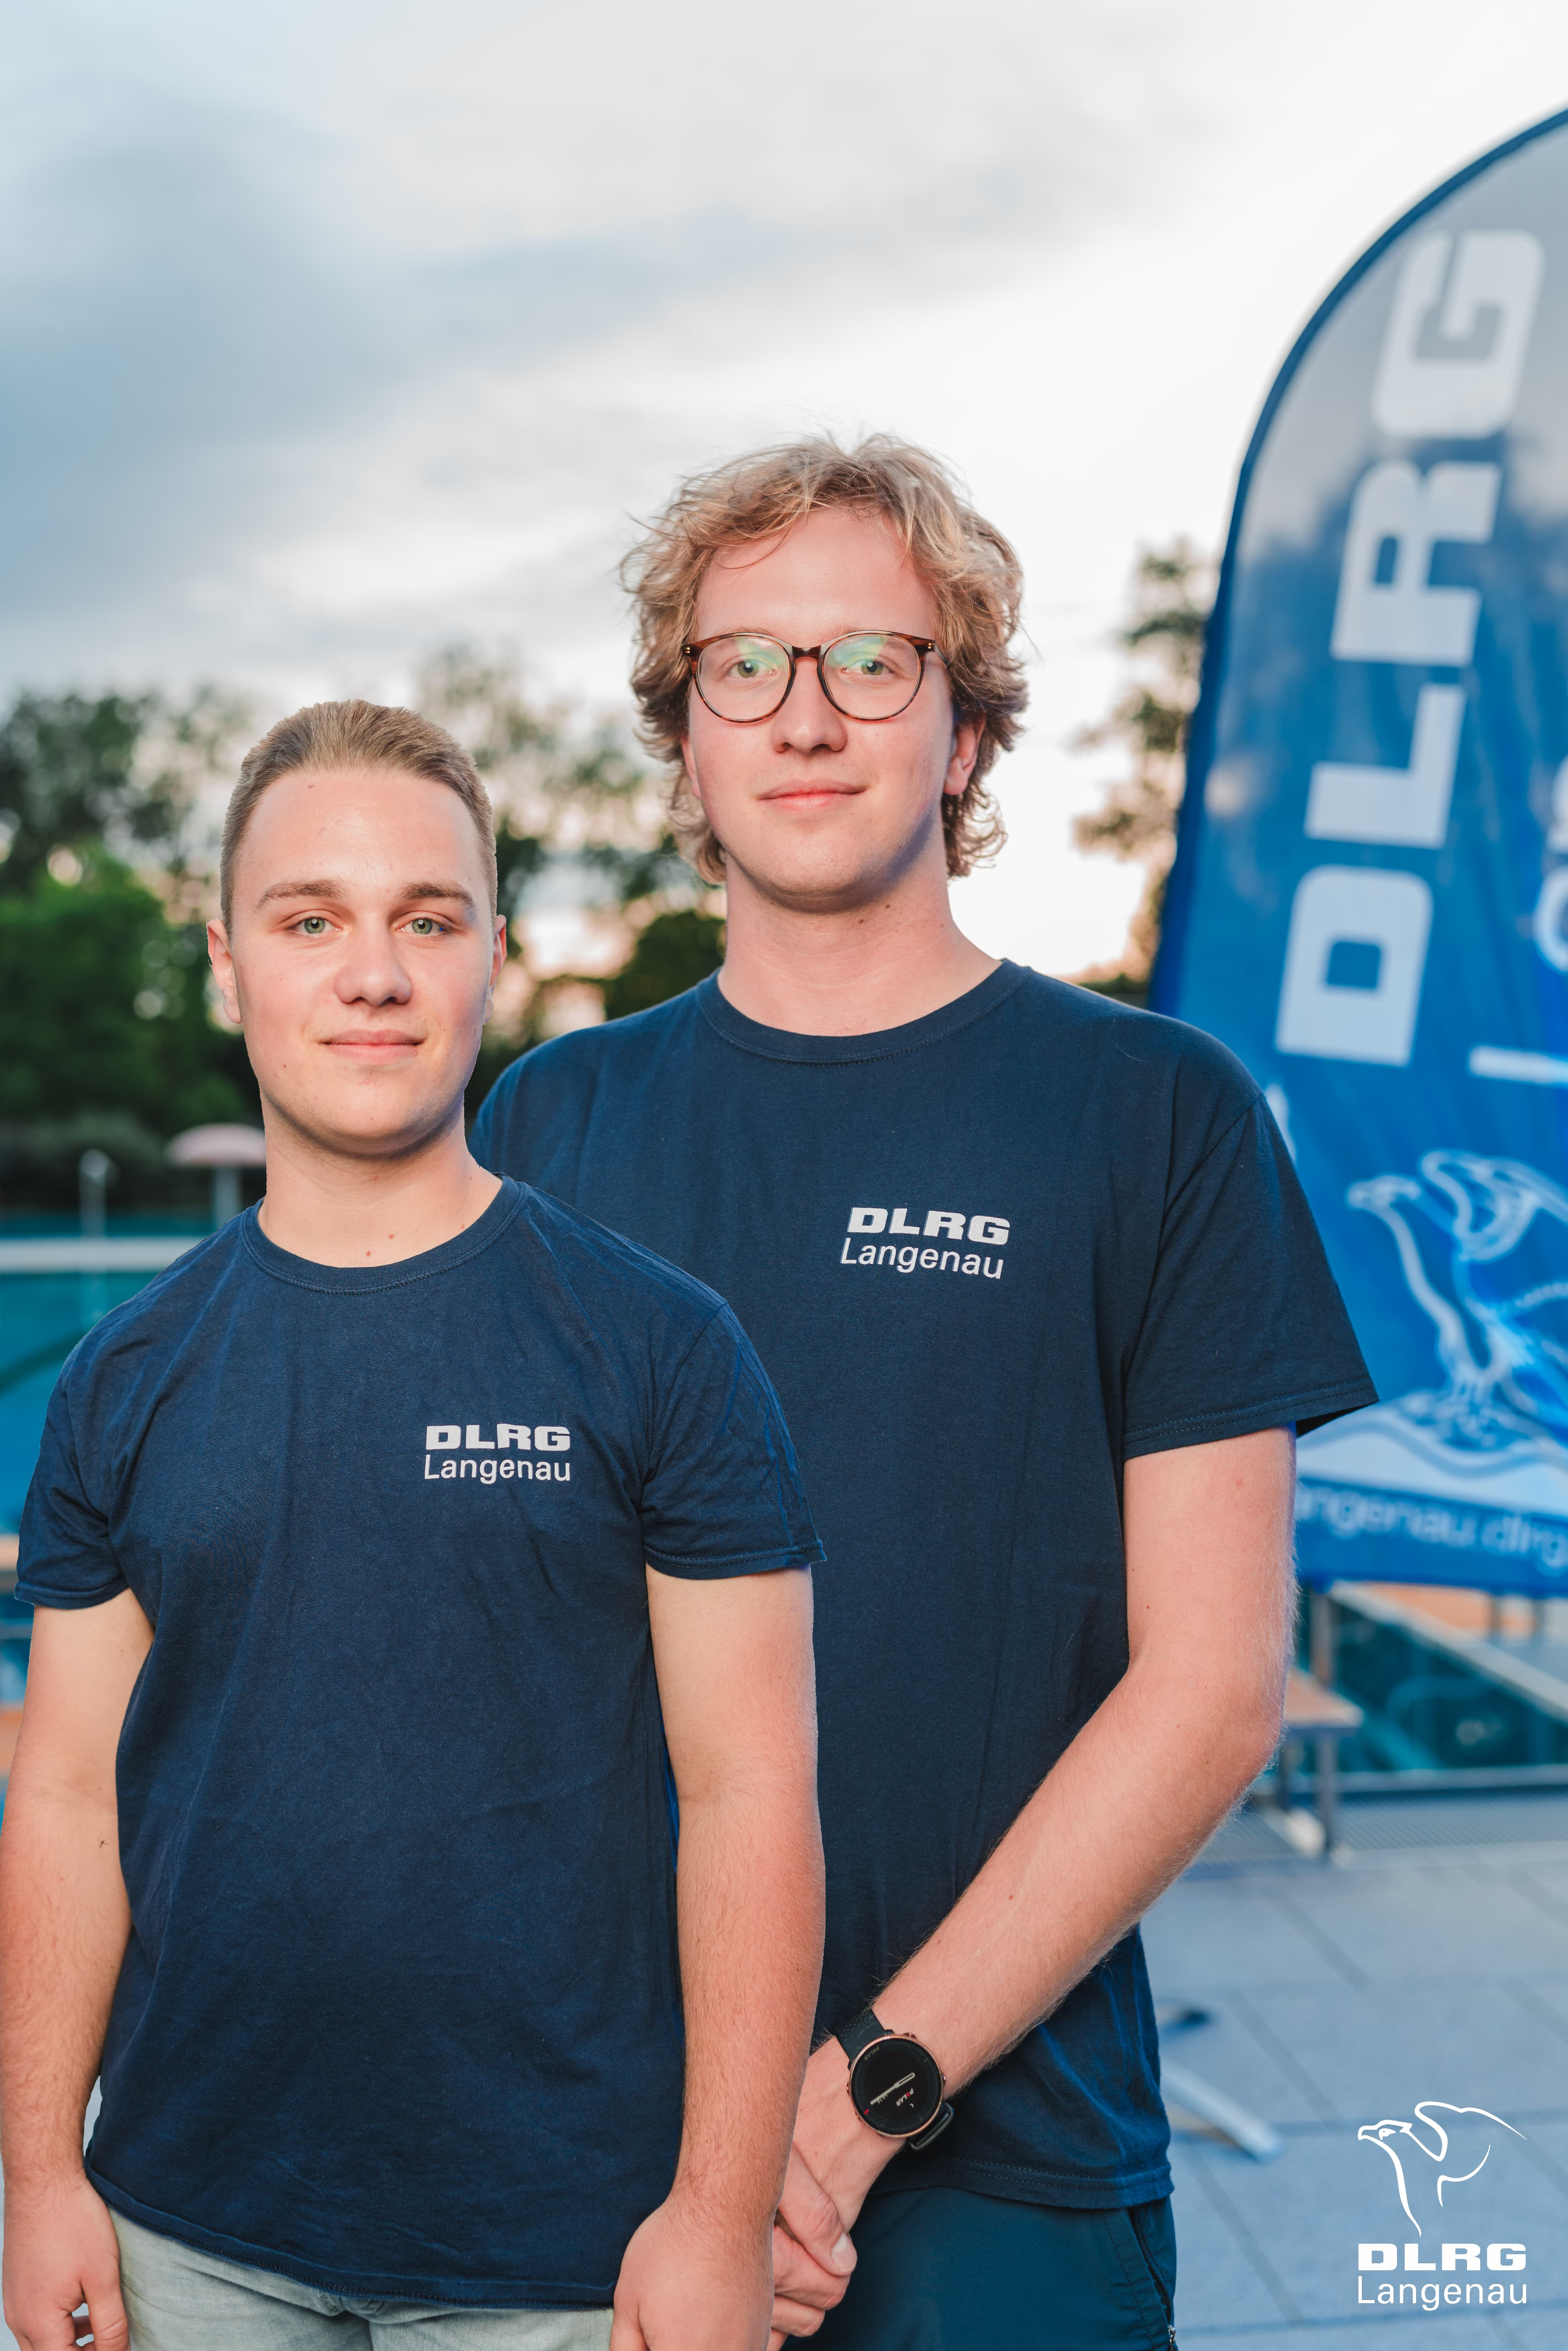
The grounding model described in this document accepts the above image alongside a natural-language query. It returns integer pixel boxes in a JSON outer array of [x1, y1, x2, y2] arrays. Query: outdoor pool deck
[[0, 1789, 1563, 2346], [1149, 1788, 1568, 2346]]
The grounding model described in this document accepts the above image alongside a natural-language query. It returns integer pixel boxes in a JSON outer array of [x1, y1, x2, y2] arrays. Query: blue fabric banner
[[1154, 109, 1568, 1596]]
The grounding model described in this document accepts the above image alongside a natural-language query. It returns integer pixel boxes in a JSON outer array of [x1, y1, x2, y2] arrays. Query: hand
[[2, 2174, 128, 2351], [766, 2042, 896, 2344], [767, 2146, 855, 2346], [611, 2189, 772, 2351]]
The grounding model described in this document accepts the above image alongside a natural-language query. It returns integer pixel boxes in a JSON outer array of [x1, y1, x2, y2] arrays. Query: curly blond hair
[[621, 434, 1028, 883]]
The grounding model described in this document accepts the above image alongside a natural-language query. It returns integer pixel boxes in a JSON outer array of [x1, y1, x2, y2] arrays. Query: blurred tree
[[0, 687, 254, 1207], [419, 647, 691, 932], [0, 1113, 222, 1217], [0, 658, 722, 1194], [0, 686, 247, 898], [1072, 540, 1214, 1003], [602, 909, 725, 1022], [418, 648, 723, 1116], [0, 863, 253, 1131]]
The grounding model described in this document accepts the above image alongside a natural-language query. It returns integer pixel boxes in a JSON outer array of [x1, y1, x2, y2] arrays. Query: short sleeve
[[639, 1306, 823, 1578], [1122, 1092, 1377, 1459], [15, 1373, 128, 1609]]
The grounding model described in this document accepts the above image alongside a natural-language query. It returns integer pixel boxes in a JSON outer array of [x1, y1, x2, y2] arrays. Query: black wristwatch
[[836, 2006, 954, 2150]]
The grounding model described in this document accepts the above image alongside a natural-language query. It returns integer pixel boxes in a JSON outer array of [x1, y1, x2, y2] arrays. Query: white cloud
[[4, 0, 1568, 969]]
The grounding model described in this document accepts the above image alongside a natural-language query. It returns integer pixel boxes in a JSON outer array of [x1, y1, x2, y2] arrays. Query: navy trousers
[[806, 2186, 1176, 2351]]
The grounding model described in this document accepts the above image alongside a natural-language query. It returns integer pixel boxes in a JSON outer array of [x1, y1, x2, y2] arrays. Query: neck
[[717, 852, 998, 1038], [254, 1106, 500, 1267]]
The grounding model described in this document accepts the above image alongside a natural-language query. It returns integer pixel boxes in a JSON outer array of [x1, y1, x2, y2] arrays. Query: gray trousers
[[112, 2214, 614, 2351]]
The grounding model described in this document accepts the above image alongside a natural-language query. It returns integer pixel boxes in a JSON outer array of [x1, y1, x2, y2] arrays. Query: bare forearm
[[878, 1657, 1279, 2090], [772, 1434, 1295, 2345], [880, 1430, 1295, 2091], [674, 1774, 825, 2228], [0, 1788, 131, 2189]]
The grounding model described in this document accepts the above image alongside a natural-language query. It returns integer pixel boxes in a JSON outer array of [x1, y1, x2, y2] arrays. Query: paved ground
[[1147, 1791, 1568, 2346], [1, 1792, 1563, 2348]]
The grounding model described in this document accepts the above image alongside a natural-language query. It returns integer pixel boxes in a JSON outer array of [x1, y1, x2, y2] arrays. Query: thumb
[[777, 2146, 854, 2277], [608, 2297, 647, 2351], [83, 2270, 130, 2351]]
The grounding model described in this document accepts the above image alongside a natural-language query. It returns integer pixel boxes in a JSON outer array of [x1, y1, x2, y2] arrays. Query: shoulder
[[1003, 969, 1262, 1119], [504, 1178, 728, 1335], [51, 1224, 243, 1417], [475, 978, 700, 1114]]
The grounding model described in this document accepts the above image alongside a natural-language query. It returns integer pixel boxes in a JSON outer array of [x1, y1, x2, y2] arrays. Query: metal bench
[[1271, 1666, 1364, 1855]]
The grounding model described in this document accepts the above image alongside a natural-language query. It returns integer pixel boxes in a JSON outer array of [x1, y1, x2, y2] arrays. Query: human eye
[[834, 634, 893, 677], [724, 637, 787, 682], [404, 914, 450, 937], [291, 913, 333, 937]]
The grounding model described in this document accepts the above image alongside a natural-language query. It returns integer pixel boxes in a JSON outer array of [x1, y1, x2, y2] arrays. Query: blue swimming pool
[[0, 1221, 208, 1530]]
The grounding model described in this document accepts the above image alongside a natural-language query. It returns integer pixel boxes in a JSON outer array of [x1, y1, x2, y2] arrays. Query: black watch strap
[[908, 2100, 955, 2153], [835, 2005, 889, 2063]]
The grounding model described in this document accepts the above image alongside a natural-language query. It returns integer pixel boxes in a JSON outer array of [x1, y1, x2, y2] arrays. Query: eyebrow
[[254, 878, 478, 913]]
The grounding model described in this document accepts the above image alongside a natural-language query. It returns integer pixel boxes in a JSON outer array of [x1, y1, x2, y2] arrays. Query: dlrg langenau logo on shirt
[[422, 1423, 572, 1485], [837, 1204, 1010, 1282]]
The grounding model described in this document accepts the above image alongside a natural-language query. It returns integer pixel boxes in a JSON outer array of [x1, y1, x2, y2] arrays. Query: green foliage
[[416, 647, 688, 934], [602, 910, 725, 1023], [0, 653, 720, 1187], [425, 647, 723, 1118], [0, 686, 247, 897], [0, 694, 153, 891], [0, 864, 254, 1137], [0, 1112, 214, 1215], [0, 684, 257, 1202], [1073, 540, 1214, 987]]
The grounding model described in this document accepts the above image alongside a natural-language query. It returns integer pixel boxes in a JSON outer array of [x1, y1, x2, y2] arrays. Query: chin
[[270, 1087, 454, 1158], [751, 853, 905, 914], [729, 812, 932, 911]]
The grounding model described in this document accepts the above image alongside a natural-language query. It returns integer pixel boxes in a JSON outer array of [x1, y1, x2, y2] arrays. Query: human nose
[[770, 653, 849, 755], [333, 922, 413, 1007]]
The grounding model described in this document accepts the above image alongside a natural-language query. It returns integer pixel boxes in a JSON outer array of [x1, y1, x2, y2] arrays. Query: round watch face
[[849, 2036, 944, 2137]]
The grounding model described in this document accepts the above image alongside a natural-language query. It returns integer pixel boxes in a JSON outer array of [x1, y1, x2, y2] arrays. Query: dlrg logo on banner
[[1353, 2102, 1529, 2315], [1157, 107, 1568, 1598]]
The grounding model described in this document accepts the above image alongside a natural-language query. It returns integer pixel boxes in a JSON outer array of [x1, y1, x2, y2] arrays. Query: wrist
[[664, 2169, 775, 2250], [832, 2003, 954, 2152], [0, 2157, 92, 2202], [800, 2040, 899, 2180]]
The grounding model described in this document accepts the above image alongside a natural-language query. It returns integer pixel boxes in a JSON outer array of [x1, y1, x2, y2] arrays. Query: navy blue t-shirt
[[17, 1178, 821, 2306], [473, 964, 1376, 2212]]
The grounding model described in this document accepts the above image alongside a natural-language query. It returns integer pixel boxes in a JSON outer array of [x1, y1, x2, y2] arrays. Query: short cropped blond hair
[[622, 434, 1028, 882], [220, 699, 496, 927]]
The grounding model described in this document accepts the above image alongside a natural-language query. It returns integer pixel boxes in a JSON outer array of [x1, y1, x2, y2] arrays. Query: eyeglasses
[[685, 631, 943, 724]]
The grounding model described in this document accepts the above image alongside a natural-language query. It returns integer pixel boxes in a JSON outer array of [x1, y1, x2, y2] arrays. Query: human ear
[[944, 719, 984, 796], [485, 917, 507, 1016], [208, 918, 243, 1028]]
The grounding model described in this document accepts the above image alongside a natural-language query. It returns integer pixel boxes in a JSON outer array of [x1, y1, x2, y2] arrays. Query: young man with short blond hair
[[0, 699, 826, 2351], [474, 437, 1377, 2347]]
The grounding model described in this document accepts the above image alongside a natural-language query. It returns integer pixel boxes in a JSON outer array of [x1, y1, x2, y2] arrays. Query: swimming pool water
[[0, 1234, 207, 1530]]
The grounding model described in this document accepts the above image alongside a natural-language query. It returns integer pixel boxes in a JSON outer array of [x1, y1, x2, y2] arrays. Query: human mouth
[[761, 782, 863, 809], [323, 1032, 422, 1059]]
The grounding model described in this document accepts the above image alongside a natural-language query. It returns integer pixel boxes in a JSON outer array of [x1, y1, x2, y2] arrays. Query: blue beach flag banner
[[1154, 109, 1568, 1597]]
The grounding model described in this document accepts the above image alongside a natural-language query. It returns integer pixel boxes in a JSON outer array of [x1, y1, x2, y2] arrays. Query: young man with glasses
[[0, 701, 825, 2351], [472, 439, 1376, 2348]]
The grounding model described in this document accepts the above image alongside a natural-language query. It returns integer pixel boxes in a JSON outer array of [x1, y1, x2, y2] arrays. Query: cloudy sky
[[6, 1, 1568, 970]]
